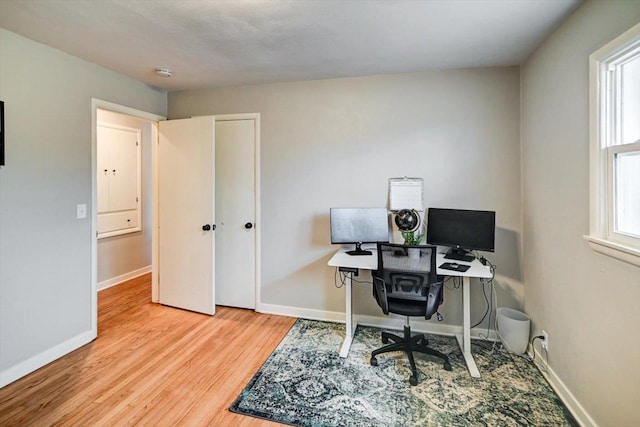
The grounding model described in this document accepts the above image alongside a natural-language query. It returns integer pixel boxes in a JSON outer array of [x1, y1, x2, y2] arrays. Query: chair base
[[370, 325, 452, 386]]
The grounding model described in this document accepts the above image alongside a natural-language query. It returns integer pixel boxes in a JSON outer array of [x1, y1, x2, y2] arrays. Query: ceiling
[[0, 0, 581, 92]]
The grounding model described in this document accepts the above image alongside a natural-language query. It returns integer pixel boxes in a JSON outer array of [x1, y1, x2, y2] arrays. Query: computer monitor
[[330, 208, 390, 256], [426, 208, 495, 261]]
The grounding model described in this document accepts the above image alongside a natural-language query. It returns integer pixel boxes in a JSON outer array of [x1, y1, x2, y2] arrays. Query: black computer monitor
[[426, 208, 495, 261], [330, 208, 390, 256]]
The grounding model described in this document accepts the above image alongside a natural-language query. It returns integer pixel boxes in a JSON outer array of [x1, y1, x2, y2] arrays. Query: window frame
[[607, 141, 640, 244], [586, 22, 640, 267]]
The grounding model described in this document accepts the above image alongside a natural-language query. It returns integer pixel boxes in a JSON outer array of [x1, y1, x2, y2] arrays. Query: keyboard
[[439, 262, 471, 272]]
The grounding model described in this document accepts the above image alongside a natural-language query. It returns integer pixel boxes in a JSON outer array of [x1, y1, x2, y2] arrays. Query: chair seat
[[387, 299, 426, 317]]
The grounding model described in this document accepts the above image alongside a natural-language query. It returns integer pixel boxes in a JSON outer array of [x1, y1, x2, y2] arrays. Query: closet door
[[215, 118, 256, 309]]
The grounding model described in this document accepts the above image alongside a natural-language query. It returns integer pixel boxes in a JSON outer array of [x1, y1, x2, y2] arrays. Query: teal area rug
[[230, 319, 576, 426]]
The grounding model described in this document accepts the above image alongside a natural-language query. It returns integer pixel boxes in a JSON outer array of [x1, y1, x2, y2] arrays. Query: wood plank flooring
[[0, 274, 296, 426]]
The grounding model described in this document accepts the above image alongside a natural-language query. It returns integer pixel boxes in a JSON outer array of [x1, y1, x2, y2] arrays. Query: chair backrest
[[373, 242, 442, 318]]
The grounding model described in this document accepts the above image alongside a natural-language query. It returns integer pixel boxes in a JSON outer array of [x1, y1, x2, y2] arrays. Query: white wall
[[0, 29, 166, 385], [169, 67, 523, 330], [521, 1, 640, 425], [96, 109, 152, 288]]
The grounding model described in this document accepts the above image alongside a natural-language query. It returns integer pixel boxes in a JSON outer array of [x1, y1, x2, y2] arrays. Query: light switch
[[77, 204, 87, 219]]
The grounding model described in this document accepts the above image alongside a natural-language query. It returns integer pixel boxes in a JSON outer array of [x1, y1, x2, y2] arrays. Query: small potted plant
[[402, 231, 424, 259]]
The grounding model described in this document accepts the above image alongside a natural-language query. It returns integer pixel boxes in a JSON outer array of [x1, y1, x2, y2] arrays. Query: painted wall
[[0, 29, 166, 384], [96, 110, 152, 288], [169, 67, 523, 330], [521, 1, 640, 425]]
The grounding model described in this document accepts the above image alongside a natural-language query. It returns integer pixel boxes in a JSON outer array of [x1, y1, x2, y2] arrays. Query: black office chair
[[370, 242, 452, 386]]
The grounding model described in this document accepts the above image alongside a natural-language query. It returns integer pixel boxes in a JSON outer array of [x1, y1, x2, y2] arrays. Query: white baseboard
[[529, 350, 597, 427], [356, 314, 499, 341], [98, 265, 151, 291], [256, 303, 498, 341], [257, 303, 346, 323], [0, 330, 95, 388]]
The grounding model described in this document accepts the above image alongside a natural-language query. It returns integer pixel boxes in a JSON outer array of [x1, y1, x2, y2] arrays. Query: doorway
[[96, 109, 150, 288], [90, 99, 164, 337]]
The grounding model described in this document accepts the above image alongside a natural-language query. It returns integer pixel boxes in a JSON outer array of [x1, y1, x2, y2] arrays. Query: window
[[587, 23, 640, 266]]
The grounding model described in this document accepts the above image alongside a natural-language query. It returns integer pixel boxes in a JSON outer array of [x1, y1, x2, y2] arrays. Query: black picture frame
[[0, 101, 4, 166]]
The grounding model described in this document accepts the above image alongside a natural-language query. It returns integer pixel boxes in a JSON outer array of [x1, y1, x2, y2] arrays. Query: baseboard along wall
[[98, 265, 151, 291], [257, 303, 498, 341], [528, 347, 597, 427], [0, 330, 95, 388], [1, 264, 152, 387]]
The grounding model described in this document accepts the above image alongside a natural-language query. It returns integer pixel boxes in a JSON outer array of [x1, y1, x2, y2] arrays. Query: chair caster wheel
[[370, 357, 378, 366], [409, 376, 418, 386], [444, 362, 452, 371], [382, 336, 389, 344]]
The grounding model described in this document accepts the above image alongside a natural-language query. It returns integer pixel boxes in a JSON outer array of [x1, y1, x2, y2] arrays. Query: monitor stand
[[346, 242, 372, 256], [444, 247, 475, 262]]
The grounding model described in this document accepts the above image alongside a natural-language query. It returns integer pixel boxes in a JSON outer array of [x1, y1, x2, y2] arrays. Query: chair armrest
[[373, 276, 389, 315], [425, 281, 443, 320]]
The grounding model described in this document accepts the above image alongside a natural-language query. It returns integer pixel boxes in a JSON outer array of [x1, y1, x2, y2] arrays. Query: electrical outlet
[[541, 330, 549, 351]]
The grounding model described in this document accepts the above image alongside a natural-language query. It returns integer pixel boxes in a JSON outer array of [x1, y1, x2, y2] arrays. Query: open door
[[158, 117, 215, 315]]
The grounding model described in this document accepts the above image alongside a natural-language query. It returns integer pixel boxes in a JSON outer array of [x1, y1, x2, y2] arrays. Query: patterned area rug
[[230, 319, 577, 426]]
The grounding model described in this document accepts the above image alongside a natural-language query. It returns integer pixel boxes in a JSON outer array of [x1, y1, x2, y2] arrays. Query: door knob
[[202, 224, 211, 231], [244, 222, 253, 229]]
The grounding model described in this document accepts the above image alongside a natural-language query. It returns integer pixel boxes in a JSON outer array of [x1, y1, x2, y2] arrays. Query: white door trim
[[90, 99, 165, 338], [212, 113, 262, 311]]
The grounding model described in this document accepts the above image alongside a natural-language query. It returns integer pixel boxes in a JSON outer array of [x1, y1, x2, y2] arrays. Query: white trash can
[[496, 307, 530, 355]]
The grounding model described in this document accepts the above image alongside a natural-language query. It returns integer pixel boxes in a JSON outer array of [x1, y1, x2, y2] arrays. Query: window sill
[[584, 235, 640, 268]]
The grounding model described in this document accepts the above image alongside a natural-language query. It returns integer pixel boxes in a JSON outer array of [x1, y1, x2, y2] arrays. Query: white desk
[[328, 248, 492, 378]]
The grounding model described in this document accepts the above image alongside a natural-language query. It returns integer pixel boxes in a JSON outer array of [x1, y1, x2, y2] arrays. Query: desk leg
[[339, 272, 357, 358], [455, 276, 481, 378]]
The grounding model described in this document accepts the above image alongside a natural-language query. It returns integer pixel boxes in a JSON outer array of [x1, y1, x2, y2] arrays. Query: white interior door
[[215, 119, 256, 309], [158, 117, 215, 315]]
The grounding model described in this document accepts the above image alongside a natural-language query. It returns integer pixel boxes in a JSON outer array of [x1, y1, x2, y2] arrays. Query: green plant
[[401, 231, 424, 246]]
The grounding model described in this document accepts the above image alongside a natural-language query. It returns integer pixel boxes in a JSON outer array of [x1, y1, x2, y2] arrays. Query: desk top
[[328, 248, 492, 279], [328, 250, 378, 270]]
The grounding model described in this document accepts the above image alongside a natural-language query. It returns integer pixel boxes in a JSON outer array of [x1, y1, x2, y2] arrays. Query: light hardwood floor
[[0, 274, 296, 426]]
